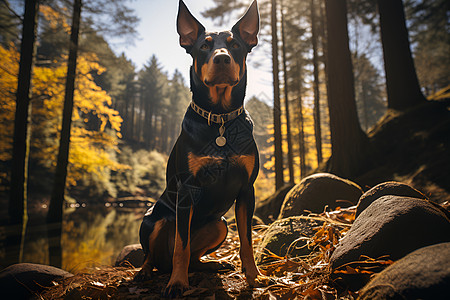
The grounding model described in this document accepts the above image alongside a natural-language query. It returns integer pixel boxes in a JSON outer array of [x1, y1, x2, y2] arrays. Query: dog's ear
[[232, 0, 259, 51], [177, 0, 205, 52]]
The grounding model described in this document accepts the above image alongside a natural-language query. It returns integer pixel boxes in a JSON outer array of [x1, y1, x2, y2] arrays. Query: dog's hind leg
[[189, 217, 234, 272], [135, 201, 176, 281]]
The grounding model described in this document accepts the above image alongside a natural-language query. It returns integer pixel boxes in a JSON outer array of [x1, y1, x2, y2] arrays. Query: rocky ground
[[2, 99, 449, 299]]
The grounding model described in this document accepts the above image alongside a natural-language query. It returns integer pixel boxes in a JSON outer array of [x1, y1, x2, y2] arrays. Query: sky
[[111, 0, 273, 103]]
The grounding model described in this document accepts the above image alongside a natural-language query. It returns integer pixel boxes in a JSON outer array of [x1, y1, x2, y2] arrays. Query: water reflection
[[22, 204, 146, 273]]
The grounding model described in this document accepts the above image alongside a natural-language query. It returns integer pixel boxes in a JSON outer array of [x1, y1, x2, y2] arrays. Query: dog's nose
[[213, 53, 231, 65]]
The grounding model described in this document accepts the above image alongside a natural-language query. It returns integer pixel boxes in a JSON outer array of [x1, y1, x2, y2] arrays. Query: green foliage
[[0, 1, 20, 46], [112, 147, 167, 198], [201, 0, 247, 26], [246, 96, 273, 166], [81, 0, 139, 42], [352, 53, 386, 131], [405, 0, 450, 93]]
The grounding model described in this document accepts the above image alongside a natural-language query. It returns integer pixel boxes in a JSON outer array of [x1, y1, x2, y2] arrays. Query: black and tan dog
[[136, 0, 268, 297]]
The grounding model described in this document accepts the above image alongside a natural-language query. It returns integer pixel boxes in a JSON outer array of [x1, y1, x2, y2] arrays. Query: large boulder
[[279, 173, 363, 219], [356, 181, 427, 218], [255, 216, 324, 265], [115, 244, 145, 267], [358, 242, 450, 299], [331, 195, 450, 269], [0, 263, 73, 299], [255, 184, 295, 223]]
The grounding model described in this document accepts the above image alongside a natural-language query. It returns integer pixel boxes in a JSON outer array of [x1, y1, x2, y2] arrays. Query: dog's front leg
[[235, 186, 270, 287], [163, 188, 193, 298]]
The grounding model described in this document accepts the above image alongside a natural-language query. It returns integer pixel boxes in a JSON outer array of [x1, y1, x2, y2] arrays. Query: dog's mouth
[[204, 77, 239, 87]]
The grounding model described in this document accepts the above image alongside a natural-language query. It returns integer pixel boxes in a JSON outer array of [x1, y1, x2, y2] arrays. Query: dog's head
[[177, 0, 259, 110]]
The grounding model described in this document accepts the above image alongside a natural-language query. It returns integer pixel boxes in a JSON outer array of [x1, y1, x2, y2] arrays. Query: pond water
[[21, 203, 149, 273]]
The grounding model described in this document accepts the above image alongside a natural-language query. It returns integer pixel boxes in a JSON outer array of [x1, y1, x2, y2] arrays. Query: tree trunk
[[137, 91, 145, 142], [378, 0, 425, 110], [7, 0, 39, 266], [296, 56, 307, 178], [129, 94, 135, 140], [310, 0, 323, 165], [318, 0, 329, 98], [298, 94, 306, 178], [325, 0, 367, 178], [169, 114, 177, 151], [122, 99, 128, 139], [280, 0, 294, 184], [47, 0, 82, 268], [144, 103, 153, 148], [271, 0, 284, 190], [362, 83, 369, 131], [295, 55, 307, 178], [161, 117, 169, 153], [143, 96, 150, 146]]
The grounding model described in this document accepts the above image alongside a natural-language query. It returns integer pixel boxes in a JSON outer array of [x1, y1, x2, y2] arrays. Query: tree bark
[[318, 0, 328, 78], [298, 95, 306, 178], [378, 0, 425, 110], [280, 0, 294, 184], [296, 56, 307, 178], [47, 0, 82, 268], [271, 0, 284, 190], [7, 0, 39, 266], [310, 0, 323, 165], [129, 94, 135, 140], [318, 0, 329, 101], [122, 98, 128, 139], [137, 90, 145, 142], [143, 96, 151, 147], [325, 0, 367, 178]]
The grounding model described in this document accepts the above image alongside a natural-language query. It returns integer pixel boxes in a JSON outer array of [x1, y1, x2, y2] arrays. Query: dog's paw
[[161, 281, 189, 298], [133, 268, 153, 282], [246, 274, 273, 288]]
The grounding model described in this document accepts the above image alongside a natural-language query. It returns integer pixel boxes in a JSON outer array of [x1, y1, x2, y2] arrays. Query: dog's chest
[[187, 152, 254, 185]]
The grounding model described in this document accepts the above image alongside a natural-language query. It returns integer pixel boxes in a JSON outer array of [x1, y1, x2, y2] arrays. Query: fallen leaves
[[38, 207, 372, 299]]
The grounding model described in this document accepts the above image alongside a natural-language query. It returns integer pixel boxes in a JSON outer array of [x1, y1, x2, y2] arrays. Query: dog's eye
[[232, 43, 240, 49], [200, 44, 210, 50]]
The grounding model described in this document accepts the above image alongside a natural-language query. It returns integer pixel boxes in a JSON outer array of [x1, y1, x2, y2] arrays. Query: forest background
[[0, 0, 448, 270]]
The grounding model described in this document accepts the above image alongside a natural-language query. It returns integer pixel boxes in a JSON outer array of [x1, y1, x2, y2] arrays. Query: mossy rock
[[255, 216, 324, 266]]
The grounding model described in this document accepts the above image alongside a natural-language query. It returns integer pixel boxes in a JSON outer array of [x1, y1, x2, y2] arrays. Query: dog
[[135, 0, 268, 297]]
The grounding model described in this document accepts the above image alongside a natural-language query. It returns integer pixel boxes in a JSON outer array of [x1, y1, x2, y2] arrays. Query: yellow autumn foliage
[[40, 5, 71, 33], [261, 98, 332, 185], [0, 43, 126, 187], [0, 44, 18, 161]]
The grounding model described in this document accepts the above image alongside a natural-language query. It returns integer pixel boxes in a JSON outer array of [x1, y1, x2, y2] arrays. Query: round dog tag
[[216, 136, 226, 147]]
